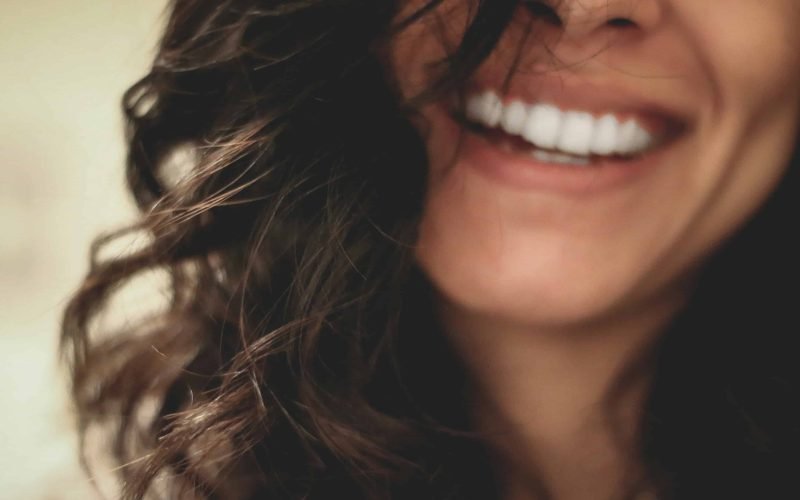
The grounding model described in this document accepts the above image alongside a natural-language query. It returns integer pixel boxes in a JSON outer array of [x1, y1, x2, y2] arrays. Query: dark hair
[[61, 1, 800, 499]]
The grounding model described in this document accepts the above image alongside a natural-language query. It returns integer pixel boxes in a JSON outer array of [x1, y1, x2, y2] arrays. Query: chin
[[414, 235, 654, 329]]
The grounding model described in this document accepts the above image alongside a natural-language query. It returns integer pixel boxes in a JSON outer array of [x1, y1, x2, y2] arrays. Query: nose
[[526, 0, 662, 41]]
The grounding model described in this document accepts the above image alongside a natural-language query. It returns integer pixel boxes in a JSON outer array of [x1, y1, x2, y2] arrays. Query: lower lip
[[453, 118, 676, 196]]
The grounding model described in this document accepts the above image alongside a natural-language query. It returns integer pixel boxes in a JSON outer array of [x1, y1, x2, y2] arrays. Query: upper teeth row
[[465, 90, 657, 157]]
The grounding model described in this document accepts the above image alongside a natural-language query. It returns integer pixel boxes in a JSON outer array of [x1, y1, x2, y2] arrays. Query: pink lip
[[460, 129, 670, 195]]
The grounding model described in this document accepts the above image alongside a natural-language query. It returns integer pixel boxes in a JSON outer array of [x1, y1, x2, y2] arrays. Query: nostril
[[607, 17, 636, 28], [523, 1, 563, 27]]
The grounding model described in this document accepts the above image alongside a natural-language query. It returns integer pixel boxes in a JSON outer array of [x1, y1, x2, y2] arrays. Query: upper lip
[[460, 73, 694, 137]]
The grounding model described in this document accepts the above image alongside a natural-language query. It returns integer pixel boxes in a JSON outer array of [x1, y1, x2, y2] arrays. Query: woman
[[62, 0, 800, 499]]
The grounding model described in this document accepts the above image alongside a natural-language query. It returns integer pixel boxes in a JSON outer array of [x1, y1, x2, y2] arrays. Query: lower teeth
[[531, 149, 591, 166]]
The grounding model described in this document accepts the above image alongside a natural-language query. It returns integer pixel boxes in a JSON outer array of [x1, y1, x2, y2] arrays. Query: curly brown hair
[[61, 1, 800, 499]]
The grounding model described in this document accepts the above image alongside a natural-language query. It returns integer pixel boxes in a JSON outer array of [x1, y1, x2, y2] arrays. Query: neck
[[438, 293, 685, 500]]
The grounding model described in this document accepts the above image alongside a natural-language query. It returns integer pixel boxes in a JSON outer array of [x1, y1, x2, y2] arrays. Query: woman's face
[[391, 0, 800, 328]]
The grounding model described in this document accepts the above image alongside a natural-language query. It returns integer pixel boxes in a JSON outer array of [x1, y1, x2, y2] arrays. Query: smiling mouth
[[452, 89, 688, 167]]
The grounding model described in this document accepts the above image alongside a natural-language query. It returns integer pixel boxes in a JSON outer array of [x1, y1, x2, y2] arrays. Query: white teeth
[[485, 92, 504, 127], [557, 112, 594, 156], [500, 100, 528, 135], [591, 115, 619, 155], [632, 124, 654, 151], [532, 149, 590, 166], [523, 104, 562, 150], [466, 91, 503, 127], [616, 119, 641, 155], [464, 90, 658, 159], [465, 94, 484, 122]]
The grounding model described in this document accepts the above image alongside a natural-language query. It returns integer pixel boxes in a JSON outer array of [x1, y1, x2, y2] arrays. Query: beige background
[[1, 1, 166, 498]]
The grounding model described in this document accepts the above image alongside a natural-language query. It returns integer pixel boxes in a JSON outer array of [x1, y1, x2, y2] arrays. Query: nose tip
[[563, 0, 637, 38], [526, 0, 661, 40]]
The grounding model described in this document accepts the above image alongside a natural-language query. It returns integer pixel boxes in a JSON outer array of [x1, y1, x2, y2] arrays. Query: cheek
[[683, 3, 800, 243], [684, 3, 800, 110]]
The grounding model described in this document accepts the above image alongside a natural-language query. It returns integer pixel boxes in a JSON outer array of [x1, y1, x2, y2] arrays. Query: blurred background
[[1, 1, 166, 498]]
